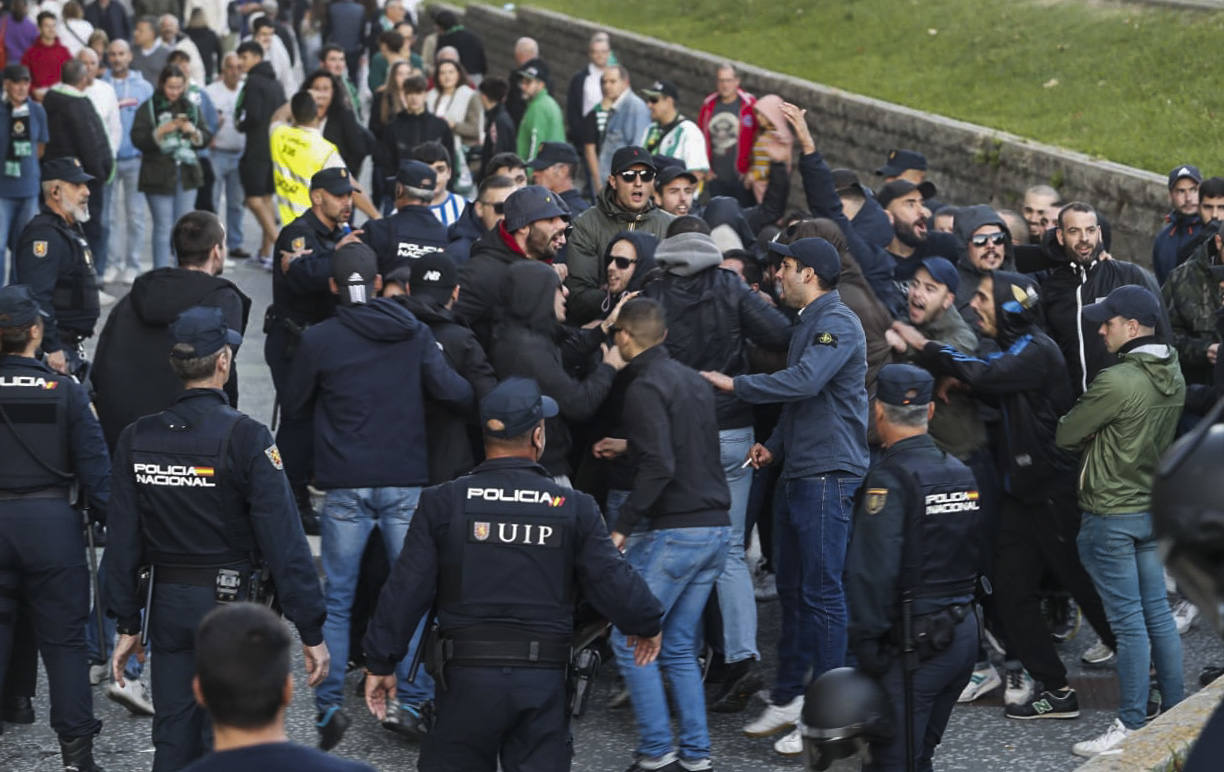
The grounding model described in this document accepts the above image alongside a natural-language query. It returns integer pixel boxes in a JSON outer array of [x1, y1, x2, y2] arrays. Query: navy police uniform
[[12, 158, 101, 375], [104, 307, 326, 772], [360, 160, 448, 276], [0, 286, 106, 755], [363, 378, 663, 771], [844, 365, 980, 772]]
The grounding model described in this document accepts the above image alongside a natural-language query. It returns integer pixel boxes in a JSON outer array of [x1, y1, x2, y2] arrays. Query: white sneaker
[[1081, 638, 1115, 665], [743, 695, 802, 737], [1173, 600, 1199, 635], [773, 727, 803, 756], [88, 662, 109, 686], [1072, 718, 1132, 757], [98, 290, 117, 307], [958, 663, 1002, 703], [101, 265, 120, 284], [1003, 668, 1035, 706], [106, 678, 154, 716], [120, 267, 139, 284]]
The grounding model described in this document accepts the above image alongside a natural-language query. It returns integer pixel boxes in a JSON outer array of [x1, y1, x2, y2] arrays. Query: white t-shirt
[[83, 80, 122, 156], [205, 79, 246, 153], [640, 118, 709, 173]]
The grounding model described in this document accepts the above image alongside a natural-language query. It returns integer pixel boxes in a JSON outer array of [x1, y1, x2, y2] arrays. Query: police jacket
[[613, 345, 732, 535], [93, 267, 250, 450], [42, 87, 115, 183], [270, 209, 346, 326], [444, 204, 485, 265], [844, 433, 979, 646], [103, 389, 325, 645], [283, 298, 474, 489], [361, 457, 663, 675], [454, 222, 535, 350], [361, 203, 448, 275], [393, 294, 498, 483], [1152, 210, 1202, 285], [13, 206, 99, 352], [236, 61, 287, 167], [0, 354, 110, 512]]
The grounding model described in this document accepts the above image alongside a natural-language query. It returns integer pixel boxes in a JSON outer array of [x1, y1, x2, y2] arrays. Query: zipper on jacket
[[1076, 266, 1088, 393]]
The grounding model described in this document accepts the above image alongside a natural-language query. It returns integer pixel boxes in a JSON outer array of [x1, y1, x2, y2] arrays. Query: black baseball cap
[[876, 148, 928, 177], [408, 251, 458, 301], [639, 79, 678, 101], [527, 142, 580, 170], [0, 285, 47, 328], [768, 237, 840, 281], [877, 179, 919, 209], [654, 155, 697, 186], [1167, 164, 1203, 190], [876, 363, 934, 406], [1082, 284, 1162, 328], [311, 167, 355, 195], [610, 145, 655, 175], [395, 159, 437, 190], [170, 306, 242, 359], [480, 377, 558, 438], [917, 257, 959, 295], [2, 64, 30, 82], [832, 168, 865, 196], [503, 185, 570, 231], [331, 242, 378, 306], [516, 58, 548, 83], [42, 157, 93, 184]]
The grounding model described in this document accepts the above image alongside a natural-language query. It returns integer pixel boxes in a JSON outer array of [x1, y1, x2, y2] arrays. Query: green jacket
[[1055, 340, 1185, 513], [1161, 238, 1222, 385], [516, 89, 564, 161], [906, 308, 987, 461]]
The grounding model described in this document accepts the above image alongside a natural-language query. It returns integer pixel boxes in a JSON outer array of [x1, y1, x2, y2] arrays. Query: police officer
[[0, 285, 107, 770], [105, 306, 329, 772], [265, 166, 361, 533], [12, 158, 101, 378], [843, 364, 980, 772], [361, 159, 449, 276], [362, 377, 664, 771]]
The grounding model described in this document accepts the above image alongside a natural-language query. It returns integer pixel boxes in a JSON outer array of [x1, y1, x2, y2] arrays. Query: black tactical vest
[[49, 219, 100, 332], [0, 360, 72, 492]]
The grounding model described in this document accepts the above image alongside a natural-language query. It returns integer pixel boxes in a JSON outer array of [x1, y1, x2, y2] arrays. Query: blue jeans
[[109, 157, 147, 272], [605, 488, 630, 529], [209, 149, 245, 250], [0, 195, 37, 283], [146, 173, 196, 270], [772, 473, 860, 704], [1077, 512, 1184, 729], [611, 526, 730, 763], [316, 486, 435, 711], [716, 426, 758, 663]]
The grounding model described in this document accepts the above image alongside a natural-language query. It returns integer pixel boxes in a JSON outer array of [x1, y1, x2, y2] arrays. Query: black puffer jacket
[[454, 222, 533, 349]]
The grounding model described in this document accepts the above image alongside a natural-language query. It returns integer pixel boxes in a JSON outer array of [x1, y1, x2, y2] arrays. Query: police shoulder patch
[[33, 240, 48, 258], [264, 444, 284, 470], [814, 331, 838, 347], [865, 488, 889, 515], [291, 237, 306, 251]]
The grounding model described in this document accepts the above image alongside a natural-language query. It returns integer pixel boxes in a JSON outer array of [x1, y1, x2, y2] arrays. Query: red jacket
[[21, 39, 71, 91], [697, 88, 757, 176]]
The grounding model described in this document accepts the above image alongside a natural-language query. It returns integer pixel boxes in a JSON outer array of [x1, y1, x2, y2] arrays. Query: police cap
[[42, 157, 94, 184], [481, 377, 558, 439], [0, 285, 47, 328], [170, 306, 242, 359], [876, 148, 928, 177], [311, 167, 355, 196], [767, 237, 840, 282], [876, 363, 934, 406], [395, 159, 437, 191]]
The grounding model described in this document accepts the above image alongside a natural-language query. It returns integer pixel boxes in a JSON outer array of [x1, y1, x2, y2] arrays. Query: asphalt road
[[2, 208, 1221, 771]]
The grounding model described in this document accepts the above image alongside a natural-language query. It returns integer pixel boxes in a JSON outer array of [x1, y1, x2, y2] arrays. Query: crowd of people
[[0, 1, 1221, 771]]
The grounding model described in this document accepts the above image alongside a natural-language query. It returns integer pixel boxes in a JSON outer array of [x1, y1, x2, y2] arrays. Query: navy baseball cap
[[1167, 164, 1203, 190], [876, 148, 928, 177], [654, 155, 697, 186], [516, 58, 548, 83], [480, 377, 558, 438], [611, 145, 655, 175], [876, 364, 934, 406], [639, 79, 678, 101], [0, 285, 47, 327], [170, 306, 242, 359], [42, 157, 93, 184], [528, 142, 579, 170], [917, 257, 959, 295], [311, 167, 355, 195], [409, 251, 458, 300], [2, 64, 30, 82], [832, 168, 865, 196], [1082, 284, 1162, 328], [503, 185, 570, 231], [768, 237, 840, 282], [332, 242, 378, 306], [395, 159, 437, 191], [877, 179, 919, 209]]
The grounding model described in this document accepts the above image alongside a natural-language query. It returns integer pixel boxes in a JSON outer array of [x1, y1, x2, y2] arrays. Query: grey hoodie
[[654, 232, 724, 277]]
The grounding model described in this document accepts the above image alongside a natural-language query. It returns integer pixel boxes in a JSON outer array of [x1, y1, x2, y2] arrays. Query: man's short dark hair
[[666, 215, 710, 238], [169, 344, 223, 382], [251, 16, 274, 33], [59, 59, 86, 87], [318, 43, 344, 61], [479, 77, 508, 103], [195, 604, 291, 730], [36, 10, 55, 25], [0, 317, 39, 354], [617, 297, 666, 346], [167, 49, 191, 67], [402, 74, 428, 94], [723, 249, 763, 287], [172, 211, 225, 268], [1057, 201, 1097, 229], [378, 30, 403, 52], [486, 152, 525, 176], [134, 15, 156, 32], [236, 41, 263, 59], [1199, 177, 1224, 202], [479, 174, 515, 198], [291, 90, 317, 124], [411, 140, 451, 169]]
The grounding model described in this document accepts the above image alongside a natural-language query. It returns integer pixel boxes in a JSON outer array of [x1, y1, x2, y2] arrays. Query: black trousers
[[420, 665, 571, 772], [0, 502, 99, 738], [993, 487, 1116, 689], [148, 583, 217, 772], [264, 325, 314, 487]]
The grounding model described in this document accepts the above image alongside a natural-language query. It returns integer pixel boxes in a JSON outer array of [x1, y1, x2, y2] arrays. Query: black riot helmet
[[799, 667, 894, 770], [1152, 398, 1224, 638]]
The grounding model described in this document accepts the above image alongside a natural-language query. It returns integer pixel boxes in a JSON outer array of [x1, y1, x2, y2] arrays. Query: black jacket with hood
[[92, 267, 250, 450], [642, 232, 792, 429], [455, 221, 535, 349], [596, 230, 658, 319], [445, 204, 486, 264], [488, 260, 617, 478], [953, 204, 1017, 325]]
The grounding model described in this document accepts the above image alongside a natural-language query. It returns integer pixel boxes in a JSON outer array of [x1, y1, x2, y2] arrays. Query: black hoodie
[[488, 261, 617, 478], [597, 230, 659, 319], [92, 268, 250, 450], [952, 204, 1016, 325]]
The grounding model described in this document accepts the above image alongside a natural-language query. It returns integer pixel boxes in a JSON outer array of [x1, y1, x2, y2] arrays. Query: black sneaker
[[316, 706, 350, 751], [1146, 681, 1162, 721], [708, 659, 763, 714], [382, 700, 431, 741], [1005, 687, 1080, 719], [3, 695, 34, 724], [1200, 664, 1224, 687], [1045, 596, 1081, 643]]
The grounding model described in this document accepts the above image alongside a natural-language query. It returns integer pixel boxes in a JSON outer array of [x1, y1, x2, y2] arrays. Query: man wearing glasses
[[446, 173, 518, 264], [565, 146, 675, 326], [952, 205, 1016, 325], [638, 80, 709, 182]]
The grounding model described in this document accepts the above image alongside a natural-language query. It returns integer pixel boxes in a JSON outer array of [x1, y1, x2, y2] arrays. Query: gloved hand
[[852, 637, 894, 677]]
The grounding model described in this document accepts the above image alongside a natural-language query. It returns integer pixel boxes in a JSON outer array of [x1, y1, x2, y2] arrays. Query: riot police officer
[[360, 159, 449, 276], [12, 158, 102, 378], [362, 377, 664, 771], [843, 364, 980, 772], [104, 306, 329, 772], [0, 285, 107, 770]]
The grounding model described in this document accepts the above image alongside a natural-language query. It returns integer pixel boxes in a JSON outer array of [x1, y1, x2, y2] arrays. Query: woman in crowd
[[369, 59, 412, 212], [427, 58, 480, 195]]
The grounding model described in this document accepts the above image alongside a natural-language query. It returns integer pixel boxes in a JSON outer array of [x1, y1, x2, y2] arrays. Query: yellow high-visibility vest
[[270, 123, 341, 225]]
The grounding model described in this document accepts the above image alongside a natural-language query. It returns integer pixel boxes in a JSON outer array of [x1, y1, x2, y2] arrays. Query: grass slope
[[523, 0, 1224, 173]]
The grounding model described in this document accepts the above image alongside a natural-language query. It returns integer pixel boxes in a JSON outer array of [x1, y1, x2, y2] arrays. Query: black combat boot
[[60, 734, 102, 772]]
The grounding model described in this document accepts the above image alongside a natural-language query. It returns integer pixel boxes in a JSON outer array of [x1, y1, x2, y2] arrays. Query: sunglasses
[[645, 96, 661, 104], [607, 256, 637, 270], [617, 169, 656, 183], [971, 232, 1008, 248], [479, 200, 505, 214]]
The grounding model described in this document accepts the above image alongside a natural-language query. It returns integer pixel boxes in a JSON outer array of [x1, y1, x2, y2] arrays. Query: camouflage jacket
[[1161, 239, 1223, 385]]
